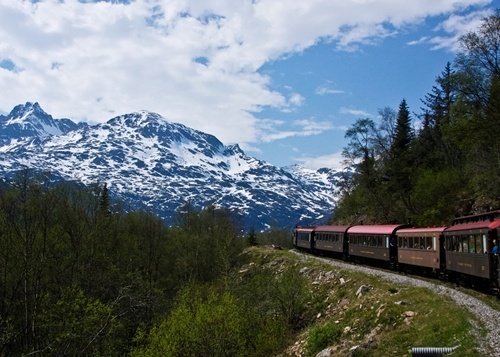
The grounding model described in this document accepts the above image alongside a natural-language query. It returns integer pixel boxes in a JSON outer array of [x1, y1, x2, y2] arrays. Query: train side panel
[[397, 227, 446, 270], [349, 244, 390, 260], [446, 252, 490, 278]]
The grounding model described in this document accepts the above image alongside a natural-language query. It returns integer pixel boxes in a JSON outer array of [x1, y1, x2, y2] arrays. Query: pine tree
[[392, 99, 413, 156], [386, 99, 415, 219]]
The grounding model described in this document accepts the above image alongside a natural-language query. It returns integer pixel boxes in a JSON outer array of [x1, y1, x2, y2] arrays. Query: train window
[[457, 236, 464, 252], [298, 233, 309, 241], [474, 235, 482, 254], [462, 236, 469, 253], [468, 235, 475, 253], [446, 236, 452, 251]]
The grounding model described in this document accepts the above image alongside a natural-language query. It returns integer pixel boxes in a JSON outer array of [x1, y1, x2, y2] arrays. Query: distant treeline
[[0, 170, 297, 356], [334, 10, 500, 226]]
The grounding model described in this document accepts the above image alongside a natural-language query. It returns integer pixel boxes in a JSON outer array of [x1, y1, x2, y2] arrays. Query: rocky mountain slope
[[0, 102, 344, 230]]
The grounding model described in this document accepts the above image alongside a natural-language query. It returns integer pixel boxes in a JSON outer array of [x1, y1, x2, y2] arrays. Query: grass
[[245, 246, 488, 356]]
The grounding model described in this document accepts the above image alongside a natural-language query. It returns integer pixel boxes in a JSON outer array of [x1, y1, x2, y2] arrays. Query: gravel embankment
[[293, 251, 500, 357]]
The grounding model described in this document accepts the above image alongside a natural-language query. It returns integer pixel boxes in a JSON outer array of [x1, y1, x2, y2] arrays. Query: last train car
[[444, 211, 500, 290], [347, 224, 407, 267], [293, 226, 314, 251]]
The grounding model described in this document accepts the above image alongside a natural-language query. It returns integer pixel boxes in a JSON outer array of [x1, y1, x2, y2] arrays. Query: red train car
[[444, 219, 500, 284], [347, 224, 406, 266], [293, 226, 314, 250], [396, 227, 447, 271], [313, 225, 350, 254]]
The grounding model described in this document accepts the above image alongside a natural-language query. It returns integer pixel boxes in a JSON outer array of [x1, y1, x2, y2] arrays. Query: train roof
[[445, 219, 500, 233], [294, 227, 315, 233], [451, 210, 500, 225], [396, 227, 448, 235], [314, 225, 350, 233], [347, 224, 406, 235]]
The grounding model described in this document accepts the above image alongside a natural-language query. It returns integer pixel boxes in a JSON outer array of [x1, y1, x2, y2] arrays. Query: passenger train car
[[293, 211, 500, 294]]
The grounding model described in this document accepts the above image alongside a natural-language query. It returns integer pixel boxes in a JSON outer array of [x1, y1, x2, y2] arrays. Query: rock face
[[0, 102, 347, 231]]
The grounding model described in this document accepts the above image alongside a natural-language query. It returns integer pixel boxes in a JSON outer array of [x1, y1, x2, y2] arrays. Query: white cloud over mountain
[[0, 0, 492, 152]]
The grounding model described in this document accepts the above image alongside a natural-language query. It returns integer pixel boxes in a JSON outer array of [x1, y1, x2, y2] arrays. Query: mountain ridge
[[0, 102, 343, 230]]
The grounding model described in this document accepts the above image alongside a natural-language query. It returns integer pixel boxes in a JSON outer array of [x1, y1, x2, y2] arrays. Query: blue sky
[[0, 0, 498, 170]]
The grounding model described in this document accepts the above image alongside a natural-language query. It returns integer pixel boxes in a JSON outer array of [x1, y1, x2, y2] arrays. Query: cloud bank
[[0, 0, 492, 148]]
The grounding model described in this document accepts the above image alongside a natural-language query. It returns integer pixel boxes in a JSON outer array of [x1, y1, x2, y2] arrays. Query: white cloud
[[315, 82, 345, 96], [0, 0, 490, 148], [259, 117, 336, 142], [407, 9, 493, 51], [294, 151, 345, 171], [340, 107, 372, 117], [288, 93, 305, 107]]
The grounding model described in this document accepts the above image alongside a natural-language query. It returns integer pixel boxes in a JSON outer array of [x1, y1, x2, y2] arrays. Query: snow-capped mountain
[[0, 102, 345, 230], [0, 102, 86, 146]]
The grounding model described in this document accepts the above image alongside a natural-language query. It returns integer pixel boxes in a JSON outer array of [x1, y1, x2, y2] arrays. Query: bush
[[132, 284, 249, 357], [306, 321, 343, 356]]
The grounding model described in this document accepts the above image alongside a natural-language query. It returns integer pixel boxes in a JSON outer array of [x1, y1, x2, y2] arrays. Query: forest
[[334, 10, 500, 226], [0, 170, 301, 356]]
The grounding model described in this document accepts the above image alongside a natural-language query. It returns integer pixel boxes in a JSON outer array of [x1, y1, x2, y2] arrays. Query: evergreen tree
[[391, 99, 413, 156], [387, 99, 415, 219]]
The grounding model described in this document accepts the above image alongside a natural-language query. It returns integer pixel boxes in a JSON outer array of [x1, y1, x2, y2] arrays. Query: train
[[293, 210, 500, 294]]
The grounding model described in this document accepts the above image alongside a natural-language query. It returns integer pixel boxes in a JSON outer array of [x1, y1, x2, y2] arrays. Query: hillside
[[243, 246, 497, 356]]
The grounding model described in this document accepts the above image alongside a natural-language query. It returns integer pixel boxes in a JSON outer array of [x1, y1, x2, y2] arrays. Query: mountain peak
[[0, 102, 81, 145], [8, 101, 47, 120], [107, 111, 169, 128]]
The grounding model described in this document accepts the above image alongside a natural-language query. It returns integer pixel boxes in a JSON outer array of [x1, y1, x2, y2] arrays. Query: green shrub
[[306, 321, 343, 356]]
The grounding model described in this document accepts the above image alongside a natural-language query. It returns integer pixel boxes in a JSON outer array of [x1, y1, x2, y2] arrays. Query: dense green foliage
[[0, 171, 305, 356], [335, 11, 500, 225], [0, 171, 250, 355], [133, 265, 311, 357]]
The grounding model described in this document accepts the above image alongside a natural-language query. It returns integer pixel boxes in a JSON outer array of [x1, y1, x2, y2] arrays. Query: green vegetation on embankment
[[135, 246, 486, 356]]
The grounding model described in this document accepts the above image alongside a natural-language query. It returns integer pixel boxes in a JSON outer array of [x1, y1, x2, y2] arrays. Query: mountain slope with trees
[[334, 10, 500, 225]]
